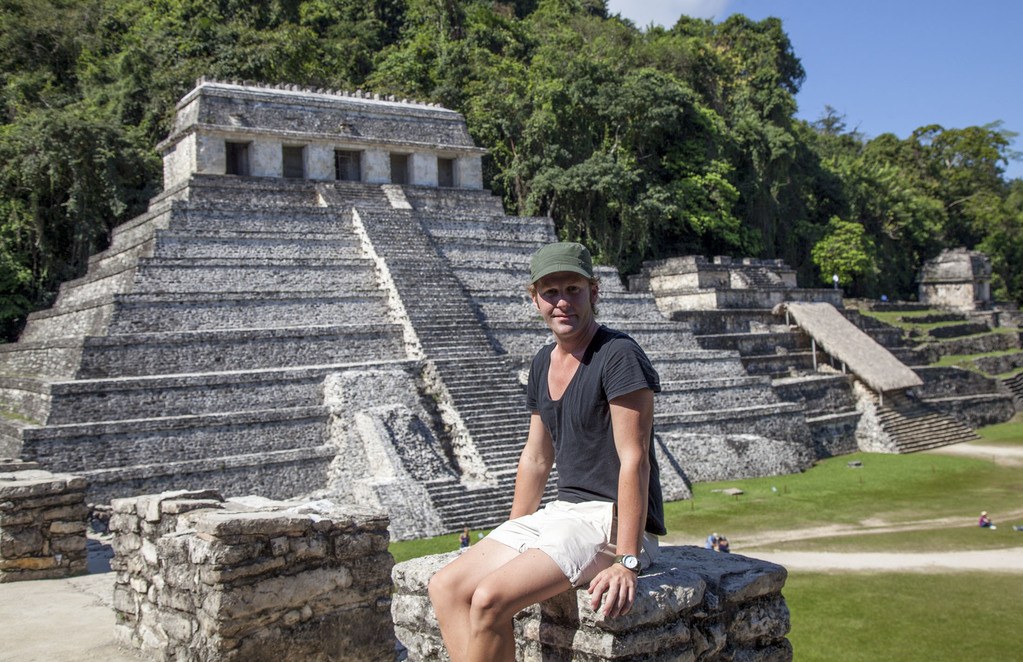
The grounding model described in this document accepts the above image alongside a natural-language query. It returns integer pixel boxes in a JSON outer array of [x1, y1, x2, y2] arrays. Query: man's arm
[[509, 412, 556, 519], [587, 387, 654, 617]]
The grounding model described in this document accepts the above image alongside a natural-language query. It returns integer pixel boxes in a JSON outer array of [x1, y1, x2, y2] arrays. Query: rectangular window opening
[[225, 142, 250, 176], [335, 150, 362, 182], [390, 153, 409, 185], [437, 158, 455, 188], [282, 145, 305, 179]]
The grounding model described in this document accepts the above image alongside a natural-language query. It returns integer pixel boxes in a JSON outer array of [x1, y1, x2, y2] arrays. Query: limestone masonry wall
[[0, 463, 89, 582], [109, 490, 395, 661], [393, 546, 792, 661]]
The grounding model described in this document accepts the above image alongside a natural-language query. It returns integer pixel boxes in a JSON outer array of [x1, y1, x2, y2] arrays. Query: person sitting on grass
[[978, 511, 996, 529]]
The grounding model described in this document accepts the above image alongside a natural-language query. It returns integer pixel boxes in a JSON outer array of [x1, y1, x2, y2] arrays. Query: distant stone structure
[[629, 255, 841, 313], [109, 490, 394, 661], [918, 248, 992, 311], [0, 79, 818, 540], [633, 254, 1010, 456], [393, 548, 792, 661], [0, 463, 89, 581]]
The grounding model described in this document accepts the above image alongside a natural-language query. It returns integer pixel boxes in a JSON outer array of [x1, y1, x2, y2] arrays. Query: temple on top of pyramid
[[159, 78, 485, 189]]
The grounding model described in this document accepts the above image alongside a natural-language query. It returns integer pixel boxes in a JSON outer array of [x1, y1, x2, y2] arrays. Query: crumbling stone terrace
[[0, 460, 89, 582], [109, 490, 394, 661]]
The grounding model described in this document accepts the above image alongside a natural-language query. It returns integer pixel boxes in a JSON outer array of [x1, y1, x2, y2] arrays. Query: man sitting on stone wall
[[428, 242, 666, 662]]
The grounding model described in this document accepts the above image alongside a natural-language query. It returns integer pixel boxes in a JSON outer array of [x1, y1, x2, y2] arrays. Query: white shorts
[[487, 500, 659, 587]]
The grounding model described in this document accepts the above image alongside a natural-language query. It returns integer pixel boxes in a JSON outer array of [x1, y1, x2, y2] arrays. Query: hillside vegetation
[[2, 0, 1021, 340]]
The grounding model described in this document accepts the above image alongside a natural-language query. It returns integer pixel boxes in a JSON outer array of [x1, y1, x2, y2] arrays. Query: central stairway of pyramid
[[0, 80, 818, 539]]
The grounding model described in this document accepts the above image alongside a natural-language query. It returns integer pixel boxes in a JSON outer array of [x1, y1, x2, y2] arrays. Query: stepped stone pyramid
[[0, 80, 815, 539]]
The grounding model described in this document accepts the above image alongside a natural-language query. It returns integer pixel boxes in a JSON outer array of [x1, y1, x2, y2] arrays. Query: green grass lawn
[[975, 415, 1023, 446], [662, 451, 1023, 547], [784, 572, 1023, 662]]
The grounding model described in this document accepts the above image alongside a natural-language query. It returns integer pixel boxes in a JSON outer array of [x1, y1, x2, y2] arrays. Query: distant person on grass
[[979, 511, 996, 529], [428, 242, 666, 662]]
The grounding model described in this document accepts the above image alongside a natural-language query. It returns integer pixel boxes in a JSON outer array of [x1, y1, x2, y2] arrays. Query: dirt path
[[736, 547, 1023, 573], [928, 441, 1023, 466]]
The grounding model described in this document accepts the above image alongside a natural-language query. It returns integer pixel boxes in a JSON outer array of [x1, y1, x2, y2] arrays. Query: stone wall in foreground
[[393, 546, 792, 661], [109, 489, 395, 661], [0, 464, 89, 582]]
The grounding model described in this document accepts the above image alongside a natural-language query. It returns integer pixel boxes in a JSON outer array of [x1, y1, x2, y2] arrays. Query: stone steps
[[436, 239, 544, 263], [22, 290, 389, 339], [876, 396, 980, 453], [2, 324, 406, 379], [149, 230, 363, 260], [1003, 371, 1023, 408], [82, 323, 407, 378], [177, 174, 323, 208], [2, 361, 412, 425], [82, 445, 337, 503], [657, 376, 779, 410], [697, 330, 810, 353], [106, 291, 389, 334], [167, 202, 352, 233], [16, 406, 335, 501], [739, 351, 819, 378], [669, 309, 789, 335], [21, 298, 116, 343], [130, 256, 377, 293], [53, 266, 140, 310], [771, 373, 858, 415], [422, 219, 552, 244], [656, 401, 810, 442]]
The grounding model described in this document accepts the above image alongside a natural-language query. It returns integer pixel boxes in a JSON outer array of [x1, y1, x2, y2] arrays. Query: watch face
[[622, 555, 639, 570]]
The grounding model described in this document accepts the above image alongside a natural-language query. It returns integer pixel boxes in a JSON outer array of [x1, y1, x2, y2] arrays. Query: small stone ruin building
[[0, 79, 824, 540], [918, 248, 992, 311]]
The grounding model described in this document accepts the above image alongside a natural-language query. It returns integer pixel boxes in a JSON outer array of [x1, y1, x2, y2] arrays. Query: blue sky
[[604, 0, 1023, 180]]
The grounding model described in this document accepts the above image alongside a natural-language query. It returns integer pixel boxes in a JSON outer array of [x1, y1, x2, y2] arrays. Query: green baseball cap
[[529, 242, 594, 284]]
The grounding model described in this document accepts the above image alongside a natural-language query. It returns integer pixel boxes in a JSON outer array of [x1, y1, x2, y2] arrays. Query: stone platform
[[393, 546, 791, 661]]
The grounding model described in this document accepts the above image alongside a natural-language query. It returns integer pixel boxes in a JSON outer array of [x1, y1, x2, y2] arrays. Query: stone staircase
[[876, 393, 980, 453], [1004, 372, 1023, 409], [352, 203, 543, 530]]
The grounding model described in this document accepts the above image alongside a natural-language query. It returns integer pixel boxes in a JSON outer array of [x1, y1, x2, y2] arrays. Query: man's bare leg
[[466, 549, 572, 662], [429, 538, 519, 662]]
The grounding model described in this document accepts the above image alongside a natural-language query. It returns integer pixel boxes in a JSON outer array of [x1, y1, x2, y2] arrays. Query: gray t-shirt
[[526, 326, 666, 536]]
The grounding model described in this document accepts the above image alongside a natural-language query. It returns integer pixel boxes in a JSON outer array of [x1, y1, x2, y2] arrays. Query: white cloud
[[605, 0, 734, 27]]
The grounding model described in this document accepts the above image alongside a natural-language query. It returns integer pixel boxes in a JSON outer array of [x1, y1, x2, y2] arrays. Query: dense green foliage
[[1, 0, 1020, 339]]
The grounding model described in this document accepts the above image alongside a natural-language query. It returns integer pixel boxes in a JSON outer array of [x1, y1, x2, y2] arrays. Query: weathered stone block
[[392, 546, 791, 662], [112, 494, 396, 661]]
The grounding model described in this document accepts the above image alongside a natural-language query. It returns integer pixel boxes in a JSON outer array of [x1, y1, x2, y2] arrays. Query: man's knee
[[428, 567, 453, 605], [468, 582, 514, 628]]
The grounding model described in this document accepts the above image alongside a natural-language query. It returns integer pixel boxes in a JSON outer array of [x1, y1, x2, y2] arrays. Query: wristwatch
[[615, 554, 640, 574]]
